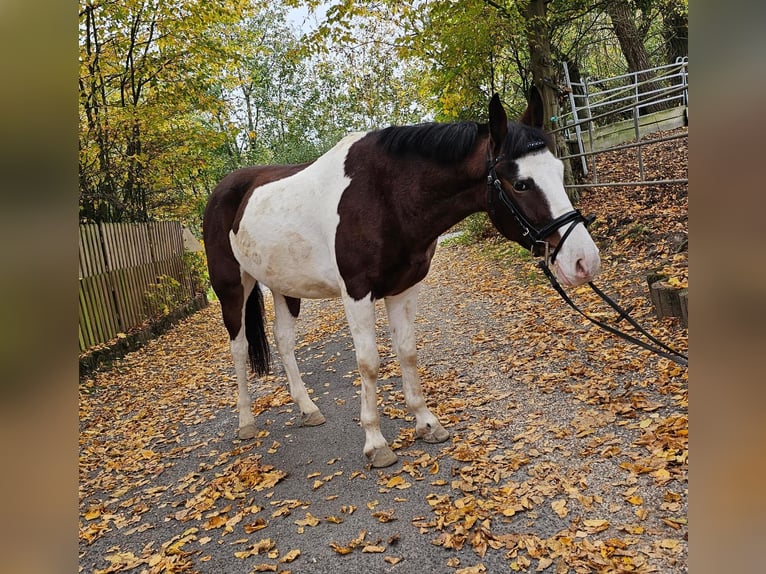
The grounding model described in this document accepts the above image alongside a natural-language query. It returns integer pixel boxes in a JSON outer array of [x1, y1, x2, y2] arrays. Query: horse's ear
[[519, 85, 544, 128], [488, 93, 508, 155]]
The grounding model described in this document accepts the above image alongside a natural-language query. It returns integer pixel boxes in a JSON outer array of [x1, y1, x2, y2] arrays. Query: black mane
[[501, 122, 554, 159], [375, 121, 484, 164]]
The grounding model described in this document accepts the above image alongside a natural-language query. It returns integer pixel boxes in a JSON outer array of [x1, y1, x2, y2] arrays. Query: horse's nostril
[[576, 258, 587, 277]]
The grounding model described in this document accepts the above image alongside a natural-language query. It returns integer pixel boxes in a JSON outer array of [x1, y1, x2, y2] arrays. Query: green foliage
[[456, 213, 499, 244], [79, 0, 260, 224], [144, 275, 186, 318], [182, 251, 209, 296], [78, 0, 688, 234]]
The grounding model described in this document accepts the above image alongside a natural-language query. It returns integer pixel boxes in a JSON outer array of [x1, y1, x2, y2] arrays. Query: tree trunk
[[662, 2, 688, 64], [604, 0, 666, 114], [524, 0, 576, 193]]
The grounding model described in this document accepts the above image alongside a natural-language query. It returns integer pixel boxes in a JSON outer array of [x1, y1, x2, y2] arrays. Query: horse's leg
[[342, 294, 397, 467], [219, 274, 258, 439], [385, 285, 449, 443], [272, 292, 325, 426]]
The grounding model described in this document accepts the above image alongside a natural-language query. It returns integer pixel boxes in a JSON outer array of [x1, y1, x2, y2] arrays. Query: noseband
[[486, 141, 594, 265]]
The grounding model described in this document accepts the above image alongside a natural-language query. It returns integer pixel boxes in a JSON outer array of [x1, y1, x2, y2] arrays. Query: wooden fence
[[78, 221, 197, 352]]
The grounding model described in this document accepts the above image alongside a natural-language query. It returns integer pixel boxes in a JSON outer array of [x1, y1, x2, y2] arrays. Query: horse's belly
[[230, 226, 341, 299]]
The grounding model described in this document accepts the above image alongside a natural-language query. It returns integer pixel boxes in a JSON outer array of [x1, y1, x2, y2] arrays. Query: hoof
[[238, 423, 258, 440], [301, 410, 326, 427], [367, 445, 398, 468], [416, 423, 450, 443]]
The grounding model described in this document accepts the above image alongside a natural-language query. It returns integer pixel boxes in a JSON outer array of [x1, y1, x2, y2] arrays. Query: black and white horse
[[202, 91, 600, 467]]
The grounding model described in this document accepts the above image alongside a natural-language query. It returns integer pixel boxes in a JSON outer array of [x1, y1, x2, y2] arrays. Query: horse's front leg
[[342, 293, 398, 467], [272, 292, 325, 426], [385, 285, 449, 443]]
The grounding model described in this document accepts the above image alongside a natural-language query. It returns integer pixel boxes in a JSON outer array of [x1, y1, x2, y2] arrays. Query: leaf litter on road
[[80, 129, 686, 572]]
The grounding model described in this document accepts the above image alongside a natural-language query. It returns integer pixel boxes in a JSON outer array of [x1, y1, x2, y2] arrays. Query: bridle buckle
[[532, 240, 550, 264]]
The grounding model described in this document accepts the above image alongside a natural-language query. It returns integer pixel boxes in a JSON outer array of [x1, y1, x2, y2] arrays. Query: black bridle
[[486, 140, 594, 266], [486, 142, 688, 367]]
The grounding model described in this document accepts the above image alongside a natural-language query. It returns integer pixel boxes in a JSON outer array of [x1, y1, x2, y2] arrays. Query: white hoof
[[366, 445, 398, 468], [238, 423, 258, 440], [301, 410, 326, 427], [416, 422, 449, 443]]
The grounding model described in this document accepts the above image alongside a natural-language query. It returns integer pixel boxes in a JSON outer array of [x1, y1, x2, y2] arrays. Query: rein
[[537, 262, 688, 366], [486, 143, 688, 367]]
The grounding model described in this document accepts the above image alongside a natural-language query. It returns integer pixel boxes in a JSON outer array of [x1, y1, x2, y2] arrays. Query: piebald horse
[[203, 90, 600, 467]]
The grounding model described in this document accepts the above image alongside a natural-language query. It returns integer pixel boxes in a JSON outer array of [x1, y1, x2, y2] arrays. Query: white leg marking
[[342, 293, 397, 467], [234, 275, 257, 439], [272, 293, 325, 426], [385, 285, 449, 443]]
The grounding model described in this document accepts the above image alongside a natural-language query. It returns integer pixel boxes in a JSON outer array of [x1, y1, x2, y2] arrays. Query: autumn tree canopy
[[78, 0, 687, 225]]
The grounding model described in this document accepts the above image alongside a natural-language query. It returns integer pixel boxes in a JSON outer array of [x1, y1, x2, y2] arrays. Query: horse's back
[[203, 164, 311, 291], [228, 134, 368, 299]]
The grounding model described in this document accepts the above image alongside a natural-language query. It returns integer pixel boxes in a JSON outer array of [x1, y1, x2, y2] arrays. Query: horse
[[202, 89, 601, 467]]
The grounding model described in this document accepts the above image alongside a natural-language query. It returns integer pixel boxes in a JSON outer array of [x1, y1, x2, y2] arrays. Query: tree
[[79, 0, 258, 223], [603, 0, 686, 113], [660, 0, 688, 64]]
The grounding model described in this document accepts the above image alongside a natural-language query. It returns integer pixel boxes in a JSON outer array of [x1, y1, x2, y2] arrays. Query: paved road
[[79, 243, 688, 573]]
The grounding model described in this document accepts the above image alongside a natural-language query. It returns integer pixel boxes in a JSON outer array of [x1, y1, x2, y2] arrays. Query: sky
[[285, 3, 329, 35]]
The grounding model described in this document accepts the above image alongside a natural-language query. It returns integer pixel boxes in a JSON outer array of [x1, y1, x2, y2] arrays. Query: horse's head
[[486, 89, 600, 286]]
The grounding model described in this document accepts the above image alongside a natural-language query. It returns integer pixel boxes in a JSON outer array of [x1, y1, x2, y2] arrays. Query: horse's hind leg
[[218, 274, 258, 439], [272, 293, 325, 426], [385, 285, 449, 444]]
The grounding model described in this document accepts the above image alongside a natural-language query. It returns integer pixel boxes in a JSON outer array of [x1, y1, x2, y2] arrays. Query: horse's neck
[[402, 160, 488, 247]]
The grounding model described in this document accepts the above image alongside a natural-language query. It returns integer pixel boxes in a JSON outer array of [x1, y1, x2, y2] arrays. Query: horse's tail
[[245, 283, 271, 376]]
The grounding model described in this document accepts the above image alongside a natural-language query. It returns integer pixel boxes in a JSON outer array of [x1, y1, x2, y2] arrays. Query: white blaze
[[515, 150, 601, 285]]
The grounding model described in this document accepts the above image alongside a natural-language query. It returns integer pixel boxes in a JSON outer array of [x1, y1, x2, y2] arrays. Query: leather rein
[[486, 143, 688, 367]]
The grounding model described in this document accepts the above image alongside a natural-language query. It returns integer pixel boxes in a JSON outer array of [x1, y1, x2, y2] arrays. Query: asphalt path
[[79, 242, 688, 573]]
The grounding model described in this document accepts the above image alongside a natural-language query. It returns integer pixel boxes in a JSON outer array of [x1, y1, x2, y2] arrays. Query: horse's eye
[[513, 180, 529, 192]]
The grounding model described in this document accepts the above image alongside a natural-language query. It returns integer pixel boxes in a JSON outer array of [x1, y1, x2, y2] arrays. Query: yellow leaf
[[224, 512, 243, 533], [244, 518, 268, 533], [620, 524, 645, 534], [583, 519, 609, 532], [536, 557, 554, 571], [386, 475, 406, 488], [551, 499, 568, 518], [625, 495, 643, 505], [294, 512, 320, 527], [329, 542, 353, 555], [280, 549, 300, 563], [372, 509, 396, 523], [653, 468, 672, 483], [384, 556, 402, 565], [362, 545, 386, 553], [204, 514, 228, 530]]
